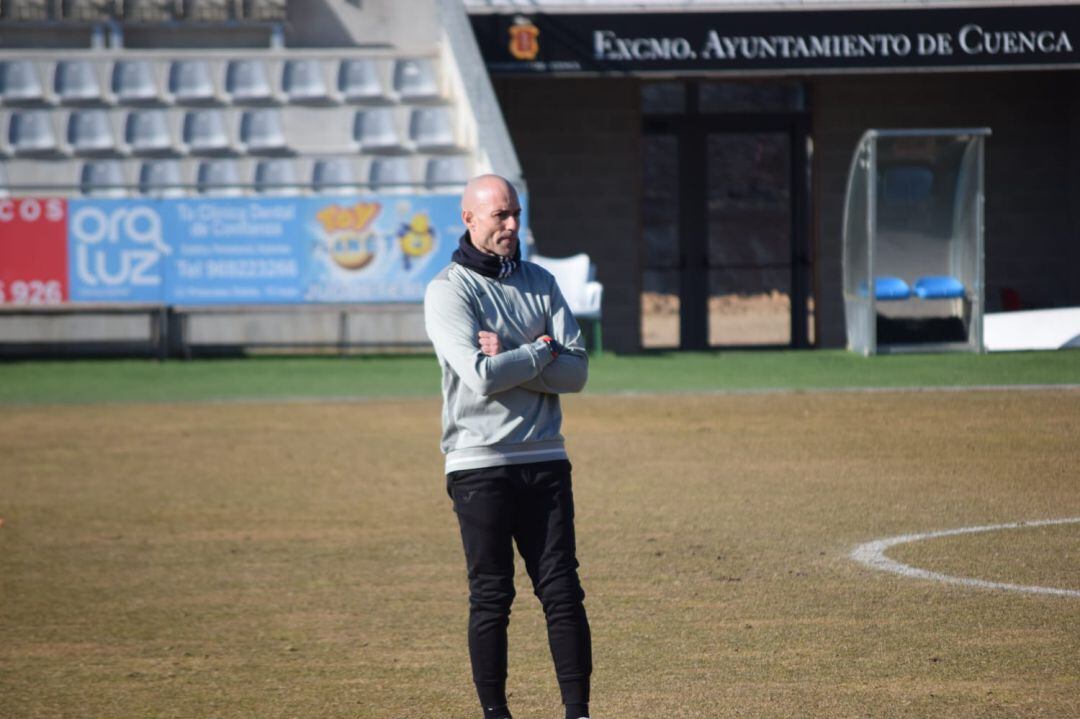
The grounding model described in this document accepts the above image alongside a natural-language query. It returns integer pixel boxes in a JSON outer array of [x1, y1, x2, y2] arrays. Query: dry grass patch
[[1, 390, 1078, 718]]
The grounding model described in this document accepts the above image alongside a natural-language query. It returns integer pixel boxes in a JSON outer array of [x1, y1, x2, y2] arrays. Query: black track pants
[[447, 459, 592, 709]]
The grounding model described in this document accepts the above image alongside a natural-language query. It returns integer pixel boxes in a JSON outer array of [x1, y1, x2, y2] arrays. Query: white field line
[[850, 518, 1080, 598]]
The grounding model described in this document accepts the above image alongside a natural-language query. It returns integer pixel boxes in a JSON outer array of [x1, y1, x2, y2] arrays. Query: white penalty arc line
[[850, 517, 1080, 598]]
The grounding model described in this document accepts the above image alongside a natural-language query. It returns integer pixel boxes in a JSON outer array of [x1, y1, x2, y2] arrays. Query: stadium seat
[[112, 60, 160, 104], [393, 58, 439, 101], [246, 0, 286, 21], [124, 109, 173, 155], [8, 110, 60, 155], [353, 107, 402, 152], [409, 106, 455, 151], [530, 253, 604, 353], [139, 159, 185, 197], [914, 276, 966, 300], [54, 60, 104, 105], [64, 0, 114, 21], [2, 59, 49, 105], [225, 59, 278, 104], [188, 0, 235, 22], [283, 59, 331, 104], [125, 0, 181, 22], [368, 156, 412, 188], [254, 157, 300, 195], [239, 108, 287, 154], [337, 58, 386, 103], [425, 156, 468, 189], [197, 158, 243, 195], [312, 157, 358, 194], [80, 159, 128, 197], [66, 109, 117, 155], [182, 109, 231, 154], [7, 0, 49, 21], [858, 276, 911, 301], [168, 60, 218, 105]]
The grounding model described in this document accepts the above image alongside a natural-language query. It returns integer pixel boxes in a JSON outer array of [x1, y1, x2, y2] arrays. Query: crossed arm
[[477, 329, 587, 395], [424, 278, 588, 397]]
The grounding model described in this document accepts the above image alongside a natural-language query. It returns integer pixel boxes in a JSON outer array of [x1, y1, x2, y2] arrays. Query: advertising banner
[[471, 5, 1080, 75], [164, 198, 307, 305], [304, 194, 465, 303], [8, 192, 524, 306], [68, 199, 170, 303], [0, 198, 68, 305]]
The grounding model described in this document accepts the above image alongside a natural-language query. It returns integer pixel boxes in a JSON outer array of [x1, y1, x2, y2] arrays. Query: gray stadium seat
[[425, 156, 468, 189], [54, 60, 104, 105], [368, 156, 412, 188], [124, 109, 173, 155], [2, 60, 49, 105], [188, 0, 235, 22], [81, 159, 128, 197], [139, 159, 185, 197], [254, 158, 299, 195], [409, 107, 455, 151], [239, 108, 286, 154], [8, 110, 59, 155], [197, 158, 243, 195], [245, 0, 286, 21], [393, 58, 439, 101], [225, 59, 277, 104], [338, 59, 385, 103], [112, 60, 160, 104], [0, 162, 9, 196], [182, 109, 231, 154], [168, 60, 218, 105], [124, 108, 172, 154], [311, 158, 357, 194], [124, 0, 181, 22], [282, 59, 331, 104], [353, 107, 402, 152], [7, 0, 49, 21], [63, 0, 115, 21], [67, 109, 117, 155]]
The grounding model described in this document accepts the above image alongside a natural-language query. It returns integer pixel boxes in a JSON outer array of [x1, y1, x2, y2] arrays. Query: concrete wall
[[811, 70, 1080, 348], [492, 76, 643, 353]]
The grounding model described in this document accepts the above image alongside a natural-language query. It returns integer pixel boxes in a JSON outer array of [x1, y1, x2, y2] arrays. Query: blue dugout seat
[[860, 275, 966, 301]]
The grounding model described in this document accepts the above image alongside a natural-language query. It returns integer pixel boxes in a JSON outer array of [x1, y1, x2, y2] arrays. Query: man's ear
[[461, 209, 473, 228]]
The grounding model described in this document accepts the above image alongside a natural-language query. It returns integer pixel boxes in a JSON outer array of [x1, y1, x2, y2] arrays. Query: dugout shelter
[[842, 128, 988, 355]]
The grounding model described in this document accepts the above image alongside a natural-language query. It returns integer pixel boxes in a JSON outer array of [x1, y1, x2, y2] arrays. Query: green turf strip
[[1, 349, 1079, 404]]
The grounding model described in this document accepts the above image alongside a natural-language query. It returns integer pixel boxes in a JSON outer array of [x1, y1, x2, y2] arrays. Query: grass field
[[2, 348, 1080, 404], [1, 352, 1079, 718]]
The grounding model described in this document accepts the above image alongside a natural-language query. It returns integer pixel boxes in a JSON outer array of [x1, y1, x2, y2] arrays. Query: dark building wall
[[812, 70, 1080, 348], [492, 76, 643, 353]]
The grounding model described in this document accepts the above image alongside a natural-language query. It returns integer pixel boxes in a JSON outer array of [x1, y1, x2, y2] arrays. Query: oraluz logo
[[72, 205, 171, 287]]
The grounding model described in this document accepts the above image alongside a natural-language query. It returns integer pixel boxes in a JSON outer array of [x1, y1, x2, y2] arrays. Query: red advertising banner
[[0, 198, 68, 305]]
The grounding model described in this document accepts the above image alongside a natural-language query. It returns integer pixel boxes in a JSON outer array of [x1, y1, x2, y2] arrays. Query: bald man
[[424, 175, 594, 719]]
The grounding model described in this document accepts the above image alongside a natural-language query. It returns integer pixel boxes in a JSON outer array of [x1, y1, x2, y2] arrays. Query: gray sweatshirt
[[424, 260, 589, 473]]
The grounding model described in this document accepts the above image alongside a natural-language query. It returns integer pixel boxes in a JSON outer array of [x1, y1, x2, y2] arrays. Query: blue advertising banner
[[65, 193, 528, 305], [164, 198, 307, 305], [68, 199, 171, 303], [303, 195, 459, 303]]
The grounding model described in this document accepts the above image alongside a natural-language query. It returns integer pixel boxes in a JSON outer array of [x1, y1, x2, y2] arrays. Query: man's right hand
[[478, 330, 501, 356]]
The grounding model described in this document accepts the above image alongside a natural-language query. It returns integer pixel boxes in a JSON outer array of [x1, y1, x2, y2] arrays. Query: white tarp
[[984, 307, 1080, 352]]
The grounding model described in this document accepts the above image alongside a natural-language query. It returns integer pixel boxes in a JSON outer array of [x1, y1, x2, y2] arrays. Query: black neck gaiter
[[451, 232, 520, 279]]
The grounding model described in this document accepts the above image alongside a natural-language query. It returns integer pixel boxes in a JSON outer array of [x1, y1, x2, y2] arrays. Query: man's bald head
[[461, 174, 521, 258]]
